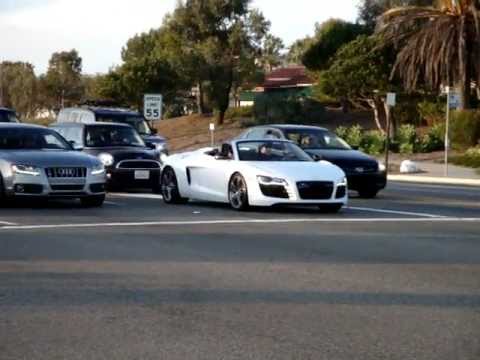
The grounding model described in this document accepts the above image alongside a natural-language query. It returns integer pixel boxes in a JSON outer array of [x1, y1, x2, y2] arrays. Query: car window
[[246, 128, 267, 139], [0, 128, 72, 150], [85, 125, 145, 147], [96, 115, 152, 135], [236, 141, 312, 162], [0, 111, 19, 123], [56, 126, 83, 145], [285, 129, 351, 150], [265, 129, 282, 139]]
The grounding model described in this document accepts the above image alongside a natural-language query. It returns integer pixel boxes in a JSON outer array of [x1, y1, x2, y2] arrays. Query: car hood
[[305, 149, 378, 169], [0, 150, 100, 167], [249, 161, 345, 182]]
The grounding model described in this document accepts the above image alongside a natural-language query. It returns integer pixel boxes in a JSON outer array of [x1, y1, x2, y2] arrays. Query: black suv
[[0, 108, 19, 123], [238, 125, 387, 198], [51, 122, 162, 192]]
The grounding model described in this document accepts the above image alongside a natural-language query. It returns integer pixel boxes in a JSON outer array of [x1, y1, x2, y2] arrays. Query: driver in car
[[259, 143, 274, 160]]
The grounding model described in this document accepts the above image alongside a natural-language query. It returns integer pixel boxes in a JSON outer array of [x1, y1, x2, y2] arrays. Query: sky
[[0, 0, 361, 75]]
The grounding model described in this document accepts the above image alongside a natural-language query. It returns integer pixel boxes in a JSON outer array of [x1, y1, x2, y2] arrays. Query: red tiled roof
[[263, 66, 314, 89]]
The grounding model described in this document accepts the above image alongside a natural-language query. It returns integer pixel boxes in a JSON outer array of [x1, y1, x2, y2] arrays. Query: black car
[[56, 106, 168, 154], [51, 122, 162, 192], [0, 108, 19, 123], [238, 125, 387, 198]]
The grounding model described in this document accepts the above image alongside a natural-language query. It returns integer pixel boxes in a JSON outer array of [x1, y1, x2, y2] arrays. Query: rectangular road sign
[[448, 92, 461, 109], [144, 94, 163, 121], [386, 93, 396, 107]]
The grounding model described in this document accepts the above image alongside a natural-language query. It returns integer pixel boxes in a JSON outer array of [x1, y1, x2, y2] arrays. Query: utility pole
[[445, 87, 451, 177], [384, 93, 396, 174]]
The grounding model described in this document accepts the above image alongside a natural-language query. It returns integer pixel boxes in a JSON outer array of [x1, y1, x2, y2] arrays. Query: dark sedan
[[237, 125, 387, 198], [51, 122, 162, 193]]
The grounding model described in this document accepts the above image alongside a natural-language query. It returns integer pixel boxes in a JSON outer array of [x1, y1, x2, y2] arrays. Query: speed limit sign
[[144, 94, 163, 121]]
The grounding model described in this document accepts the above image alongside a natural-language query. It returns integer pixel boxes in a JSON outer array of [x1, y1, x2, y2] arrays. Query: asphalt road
[[0, 182, 479, 360]]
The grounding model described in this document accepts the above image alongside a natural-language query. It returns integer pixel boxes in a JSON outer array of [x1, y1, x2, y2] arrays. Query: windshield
[[0, 128, 72, 150], [85, 125, 146, 148], [96, 115, 152, 135], [237, 141, 313, 162], [0, 111, 19, 123], [284, 129, 351, 150]]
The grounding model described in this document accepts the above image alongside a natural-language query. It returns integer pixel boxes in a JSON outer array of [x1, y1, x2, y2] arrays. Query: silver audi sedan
[[0, 123, 106, 207]]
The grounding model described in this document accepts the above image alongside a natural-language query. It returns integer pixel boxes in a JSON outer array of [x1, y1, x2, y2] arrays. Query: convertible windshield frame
[[84, 125, 146, 148], [284, 129, 351, 151], [236, 140, 313, 162]]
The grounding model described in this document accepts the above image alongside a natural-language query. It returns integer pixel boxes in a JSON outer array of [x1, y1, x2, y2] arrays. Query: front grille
[[336, 185, 347, 199], [116, 160, 160, 169], [260, 184, 290, 199], [46, 167, 86, 178], [297, 181, 334, 200], [51, 185, 85, 191]]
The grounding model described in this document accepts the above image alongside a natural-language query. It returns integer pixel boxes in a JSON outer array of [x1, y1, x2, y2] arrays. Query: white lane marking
[[110, 193, 164, 200], [347, 206, 447, 218], [0, 221, 17, 226], [1, 217, 479, 231]]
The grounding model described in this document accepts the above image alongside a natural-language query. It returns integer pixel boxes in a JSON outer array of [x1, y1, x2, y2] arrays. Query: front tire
[[358, 188, 379, 199], [228, 173, 249, 211], [161, 167, 188, 204], [81, 195, 105, 208]]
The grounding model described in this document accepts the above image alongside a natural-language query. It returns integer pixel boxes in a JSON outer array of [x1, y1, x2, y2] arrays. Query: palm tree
[[377, 0, 480, 109]]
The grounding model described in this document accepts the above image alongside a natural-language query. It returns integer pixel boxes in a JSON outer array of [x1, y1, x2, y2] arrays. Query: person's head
[[259, 143, 272, 156]]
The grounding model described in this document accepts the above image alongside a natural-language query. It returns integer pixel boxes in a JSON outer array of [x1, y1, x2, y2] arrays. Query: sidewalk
[[387, 160, 480, 186]]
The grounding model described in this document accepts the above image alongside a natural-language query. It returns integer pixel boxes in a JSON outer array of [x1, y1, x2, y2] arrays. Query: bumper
[[107, 168, 161, 189], [346, 171, 387, 191], [247, 180, 348, 207], [4, 172, 106, 199]]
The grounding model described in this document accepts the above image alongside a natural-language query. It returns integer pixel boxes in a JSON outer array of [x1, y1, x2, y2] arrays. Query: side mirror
[[312, 154, 323, 162], [69, 141, 83, 151]]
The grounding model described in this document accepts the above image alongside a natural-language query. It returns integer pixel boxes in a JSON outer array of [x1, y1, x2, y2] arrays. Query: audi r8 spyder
[[160, 139, 348, 212]]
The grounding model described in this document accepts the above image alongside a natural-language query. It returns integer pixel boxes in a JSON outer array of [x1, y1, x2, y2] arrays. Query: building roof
[[263, 66, 314, 89]]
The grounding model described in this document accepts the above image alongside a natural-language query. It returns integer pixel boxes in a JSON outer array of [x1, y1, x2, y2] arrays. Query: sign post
[[143, 94, 163, 125], [444, 88, 460, 177], [209, 123, 215, 147], [384, 93, 396, 175]]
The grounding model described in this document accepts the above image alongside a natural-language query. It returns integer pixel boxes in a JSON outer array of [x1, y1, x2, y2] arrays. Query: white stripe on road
[[346, 206, 447, 218], [1, 217, 479, 231], [110, 193, 164, 200], [0, 221, 17, 226]]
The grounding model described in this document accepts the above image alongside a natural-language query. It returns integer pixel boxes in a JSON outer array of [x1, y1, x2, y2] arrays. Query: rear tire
[[228, 173, 249, 211], [161, 167, 188, 204], [358, 188, 379, 199], [318, 204, 343, 213], [80, 195, 105, 208], [0, 175, 7, 207]]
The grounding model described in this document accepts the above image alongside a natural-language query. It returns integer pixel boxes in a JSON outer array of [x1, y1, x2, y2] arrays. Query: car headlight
[[257, 175, 288, 185], [378, 163, 386, 172], [98, 153, 114, 167], [12, 164, 41, 176], [91, 164, 106, 176], [154, 142, 167, 152], [338, 177, 348, 186]]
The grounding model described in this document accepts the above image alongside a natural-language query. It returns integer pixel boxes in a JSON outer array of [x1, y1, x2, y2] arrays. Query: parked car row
[[0, 106, 386, 211]]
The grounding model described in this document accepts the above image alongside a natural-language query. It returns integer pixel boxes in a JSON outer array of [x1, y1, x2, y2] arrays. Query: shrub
[[418, 100, 445, 126], [397, 124, 417, 154], [345, 125, 363, 149], [225, 105, 253, 120], [335, 126, 349, 140], [360, 131, 385, 155], [451, 147, 480, 168], [450, 110, 480, 148], [419, 123, 445, 153]]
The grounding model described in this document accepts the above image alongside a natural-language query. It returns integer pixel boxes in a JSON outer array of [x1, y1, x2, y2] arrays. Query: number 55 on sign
[[144, 94, 163, 121]]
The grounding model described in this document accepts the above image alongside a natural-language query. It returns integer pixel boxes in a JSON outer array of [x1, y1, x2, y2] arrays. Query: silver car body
[[0, 124, 106, 199]]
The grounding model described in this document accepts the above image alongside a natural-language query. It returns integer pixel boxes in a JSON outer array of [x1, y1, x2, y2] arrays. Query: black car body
[[56, 106, 168, 154], [237, 125, 387, 198], [0, 108, 19, 123], [51, 122, 162, 192]]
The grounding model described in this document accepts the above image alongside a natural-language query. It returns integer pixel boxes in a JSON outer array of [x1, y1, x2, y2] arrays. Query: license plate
[[134, 170, 150, 180]]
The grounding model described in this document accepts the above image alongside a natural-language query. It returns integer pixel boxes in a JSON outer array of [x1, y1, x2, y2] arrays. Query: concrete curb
[[388, 174, 480, 187]]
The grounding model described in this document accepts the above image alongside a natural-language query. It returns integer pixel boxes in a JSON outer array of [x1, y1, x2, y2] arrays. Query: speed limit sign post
[[144, 94, 163, 122]]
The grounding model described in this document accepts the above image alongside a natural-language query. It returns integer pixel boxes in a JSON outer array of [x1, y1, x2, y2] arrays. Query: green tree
[[43, 49, 84, 109], [377, 0, 480, 109], [0, 61, 38, 118], [318, 35, 398, 135], [260, 34, 285, 72], [287, 37, 314, 65], [168, 0, 269, 125], [302, 19, 367, 71]]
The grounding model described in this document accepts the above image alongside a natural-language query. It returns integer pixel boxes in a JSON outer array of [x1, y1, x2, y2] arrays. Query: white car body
[[161, 140, 348, 208]]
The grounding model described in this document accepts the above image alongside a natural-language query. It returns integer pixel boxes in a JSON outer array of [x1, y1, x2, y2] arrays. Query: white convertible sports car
[[160, 139, 348, 212]]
